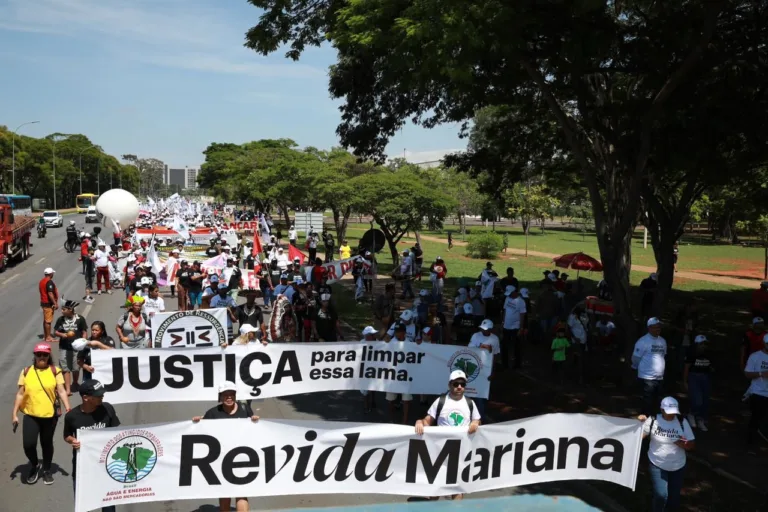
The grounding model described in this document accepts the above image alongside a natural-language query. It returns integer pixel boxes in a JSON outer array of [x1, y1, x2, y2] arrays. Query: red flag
[[252, 230, 263, 257], [289, 244, 307, 265]]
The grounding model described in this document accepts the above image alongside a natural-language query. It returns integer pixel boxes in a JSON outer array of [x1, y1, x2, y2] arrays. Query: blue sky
[[0, 0, 465, 167]]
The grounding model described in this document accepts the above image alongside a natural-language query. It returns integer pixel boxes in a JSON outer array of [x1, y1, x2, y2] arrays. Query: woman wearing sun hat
[[12, 343, 72, 485]]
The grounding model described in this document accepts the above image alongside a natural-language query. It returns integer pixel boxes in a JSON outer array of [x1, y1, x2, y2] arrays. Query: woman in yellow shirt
[[12, 343, 71, 485], [339, 240, 352, 260]]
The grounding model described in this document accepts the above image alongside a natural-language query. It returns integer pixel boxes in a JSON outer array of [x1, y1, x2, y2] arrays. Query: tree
[[122, 155, 165, 198], [437, 168, 484, 237], [349, 168, 454, 265], [243, 0, 768, 357], [505, 182, 559, 235]]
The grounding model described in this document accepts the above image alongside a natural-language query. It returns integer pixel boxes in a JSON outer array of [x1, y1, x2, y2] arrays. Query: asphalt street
[[0, 217, 601, 512]]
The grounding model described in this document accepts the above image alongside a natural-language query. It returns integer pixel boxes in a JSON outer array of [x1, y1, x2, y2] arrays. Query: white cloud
[[0, 0, 326, 78]]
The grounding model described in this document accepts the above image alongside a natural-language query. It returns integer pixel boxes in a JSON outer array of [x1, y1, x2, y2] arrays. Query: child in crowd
[[551, 325, 570, 383]]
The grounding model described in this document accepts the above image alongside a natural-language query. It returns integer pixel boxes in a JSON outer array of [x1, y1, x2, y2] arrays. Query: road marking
[[1, 274, 20, 286], [83, 304, 92, 318], [35, 257, 46, 264], [57, 246, 64, 251]]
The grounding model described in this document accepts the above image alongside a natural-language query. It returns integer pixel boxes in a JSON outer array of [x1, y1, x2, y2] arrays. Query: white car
[[85, 206, 101, 223], [42, 211, 64, 227]]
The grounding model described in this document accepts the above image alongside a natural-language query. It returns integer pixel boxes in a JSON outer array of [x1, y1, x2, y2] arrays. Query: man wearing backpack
[[415, 369, 481, 501], [63, 380, 120, 510]]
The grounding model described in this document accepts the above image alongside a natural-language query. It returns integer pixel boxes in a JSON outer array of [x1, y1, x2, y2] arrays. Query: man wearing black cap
[[63, 380, 120, 507], [53, 300, 88, 395]]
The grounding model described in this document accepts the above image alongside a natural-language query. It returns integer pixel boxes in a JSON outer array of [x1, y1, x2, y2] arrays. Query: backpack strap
[[465, 396, 475, 419], [434, 393, 448, 420], [23, 365, 56, 377]]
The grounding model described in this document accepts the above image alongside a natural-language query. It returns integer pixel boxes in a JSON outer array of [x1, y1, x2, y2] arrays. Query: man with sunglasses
[[415, 369, 481, 501]]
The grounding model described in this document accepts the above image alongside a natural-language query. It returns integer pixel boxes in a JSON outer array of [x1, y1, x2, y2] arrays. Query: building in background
[[186, 168, 198, 189], [168, 168, 186, 189]]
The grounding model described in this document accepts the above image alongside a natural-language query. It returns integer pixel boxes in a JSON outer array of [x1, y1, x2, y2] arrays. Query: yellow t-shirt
[[340, 245, 352, 260], [18, 366, 64, 418]]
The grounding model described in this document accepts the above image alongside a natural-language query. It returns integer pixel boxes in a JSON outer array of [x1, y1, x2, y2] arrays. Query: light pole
[[51, 135, 70, 210], [11, 121, 40, 194], [78, 144, 97, 194]]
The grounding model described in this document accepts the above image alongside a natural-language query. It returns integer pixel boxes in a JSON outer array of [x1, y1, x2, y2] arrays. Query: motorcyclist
[[65, 221, 78, 249]]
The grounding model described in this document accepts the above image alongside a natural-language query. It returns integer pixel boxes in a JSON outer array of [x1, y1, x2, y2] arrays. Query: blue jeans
[[648, 462, 685, 512], [688, 372, 711, 419], [188, 291, 202, 307], [639, 378, 663, 417]]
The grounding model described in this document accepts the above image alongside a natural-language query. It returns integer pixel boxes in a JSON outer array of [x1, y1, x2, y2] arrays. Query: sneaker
[[107, 290, 113, 295], [687, 414, 697, 428], [25, 464, 40, 484], [42, 471, 53, 485], [97, 290, 102, 295], [697, 419, 708, 432]]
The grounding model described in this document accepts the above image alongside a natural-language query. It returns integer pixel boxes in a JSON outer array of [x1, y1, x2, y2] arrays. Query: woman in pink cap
[[11, 343, 71, 485]]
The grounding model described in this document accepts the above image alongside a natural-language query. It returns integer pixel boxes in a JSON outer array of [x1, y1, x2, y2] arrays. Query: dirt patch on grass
[[690, 258, 764, 280]]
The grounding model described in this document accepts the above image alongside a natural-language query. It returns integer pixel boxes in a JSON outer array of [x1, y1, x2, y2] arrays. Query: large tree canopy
[[246, 0, 768, 352]]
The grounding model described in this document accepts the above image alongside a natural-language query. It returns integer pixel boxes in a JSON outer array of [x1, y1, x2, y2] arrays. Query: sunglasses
[[34, 352, 49, 357], [451, 381, 467, 388]]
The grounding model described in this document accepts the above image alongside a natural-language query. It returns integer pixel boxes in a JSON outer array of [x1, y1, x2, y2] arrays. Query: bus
[[76, 193, 99, 213], [0, 194, 32, 216]]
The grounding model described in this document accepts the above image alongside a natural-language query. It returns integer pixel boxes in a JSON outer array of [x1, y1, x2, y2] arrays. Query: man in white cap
[[744, 332, 768, 447], [166, 248, 179, 298], [275, 246, 290, 271], [288, 225, 297, 247], [192, 381, 259, 512], [385, 309, 417, 342], [468, 319, 499, 418], [360, 326, 378, 413], [632, 317, 667, 416], [39, 268, 59, 343], [502, 285, 527, 369], [399, 249, 415, 299], [93, 242, 112, 295], [415, 369, 481, 501], [742, 316, 767, 370]]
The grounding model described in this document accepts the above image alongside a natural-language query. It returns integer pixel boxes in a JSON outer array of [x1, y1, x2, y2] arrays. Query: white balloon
[[96, 189, 140, 225]]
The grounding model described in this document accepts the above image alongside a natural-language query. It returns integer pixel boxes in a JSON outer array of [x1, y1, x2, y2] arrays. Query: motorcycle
[[37, 224, 46, 238], [64, 233, 79, 253]]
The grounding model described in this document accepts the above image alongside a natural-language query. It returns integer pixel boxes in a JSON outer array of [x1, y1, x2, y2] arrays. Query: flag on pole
[[251, 230, 263, 257], [259, 213, 271, 245], [147, 235, 164, 276], [172, 216, 190, 240], [288, 244, 307, 265]]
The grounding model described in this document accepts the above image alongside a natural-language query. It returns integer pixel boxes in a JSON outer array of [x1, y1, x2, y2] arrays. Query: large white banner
[[305, 256, 368, 284], [75, 415, 642, 512], [92, 343, 491, 404], [152, 309, 228, 348]]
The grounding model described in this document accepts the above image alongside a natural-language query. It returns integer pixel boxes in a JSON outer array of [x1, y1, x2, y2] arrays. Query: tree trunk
[[332, 205, 351, 242]]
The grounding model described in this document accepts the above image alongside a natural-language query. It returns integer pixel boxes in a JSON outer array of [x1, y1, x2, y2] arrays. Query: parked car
[[42, 211, 63, 227], [85, 205, 101, 223]]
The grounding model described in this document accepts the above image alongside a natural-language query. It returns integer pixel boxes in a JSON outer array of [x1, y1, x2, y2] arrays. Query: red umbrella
[[552, 252, 603, 275]]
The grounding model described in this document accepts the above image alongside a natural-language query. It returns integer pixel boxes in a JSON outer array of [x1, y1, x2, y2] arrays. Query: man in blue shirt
[[210, 282, 237, 342]]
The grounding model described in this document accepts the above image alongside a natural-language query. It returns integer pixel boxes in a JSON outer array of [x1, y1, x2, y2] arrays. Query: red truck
[[0, 204, 35, 272]]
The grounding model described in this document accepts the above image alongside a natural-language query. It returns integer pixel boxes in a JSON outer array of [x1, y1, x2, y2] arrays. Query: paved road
[[0, 218, 614, 512]]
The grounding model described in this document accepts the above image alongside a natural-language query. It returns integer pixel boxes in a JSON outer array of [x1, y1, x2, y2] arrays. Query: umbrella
[[552, 252, 603, 278]]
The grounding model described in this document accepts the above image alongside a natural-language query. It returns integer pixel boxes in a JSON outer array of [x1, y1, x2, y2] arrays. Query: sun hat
[[449, 370, 467, 382], [217, 381, 237, 394]]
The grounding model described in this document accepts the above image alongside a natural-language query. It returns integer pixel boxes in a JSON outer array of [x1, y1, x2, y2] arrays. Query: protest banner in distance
[[151, 309, 228, 348], [304, 256, 369, 284], [75, 415, 642, 512], [91, 342, 491, 404]]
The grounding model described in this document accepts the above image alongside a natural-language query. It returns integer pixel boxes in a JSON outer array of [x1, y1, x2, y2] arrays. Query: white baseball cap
[[660, 397, 680, 415], [449, 370, 467, 382], [44, 267, 55, 274], [400, 309, 414, 322], [504, 285, 516, 296], [753, 317, 764, 325], [217, 381, 237, 394], [419, 289, 429, 297], [239, 324, 259, 335], [520, 288, 530, 298], [694, 334, 707, 344], [362, 326, 377, 335], [647, 317, 661, 327], [480, 319, 494, 330], [463, 303, 473, 314]]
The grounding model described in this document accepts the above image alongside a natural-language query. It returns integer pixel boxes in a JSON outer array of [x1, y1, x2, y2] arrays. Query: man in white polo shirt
[[93, 242, 112, 295], [632, 317, 667, 415]]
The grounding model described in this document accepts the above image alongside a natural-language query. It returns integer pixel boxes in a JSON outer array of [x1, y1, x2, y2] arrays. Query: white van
[[85, 206, 101, 223]]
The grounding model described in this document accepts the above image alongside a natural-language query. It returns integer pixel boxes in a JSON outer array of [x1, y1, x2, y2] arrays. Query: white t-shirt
[[427, 395, 481, 427], [143, 296, 166, 317], [386, 322, 417, 342], [745, 350, 768, 397], [165, 256, 177, 276], [480, 270, 497, 299], [289, 229, 297, 240], [632, 333, 667, 380], [503, 296, 527, 330], [275, 254, 290, 270], [642, 415, 695, 471], [469, 332, 500, 355], [400, 256, 413, 276], [93, 249, 109, 268]]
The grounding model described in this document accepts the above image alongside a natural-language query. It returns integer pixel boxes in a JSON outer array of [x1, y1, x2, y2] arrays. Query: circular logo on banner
[[155, 310, 226, 348], [447, 349, 483, 383], [105, 434, 158, 483]]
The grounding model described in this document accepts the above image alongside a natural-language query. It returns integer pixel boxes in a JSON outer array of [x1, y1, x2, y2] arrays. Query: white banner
[[151, 309, 228, 348], [92, 342, 492, 404], [75, 415, 642, 512]]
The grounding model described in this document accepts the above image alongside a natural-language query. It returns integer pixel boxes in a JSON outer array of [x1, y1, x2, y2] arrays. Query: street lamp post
[[11, 121, 40, 194], [78, 144, 97, 195]]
